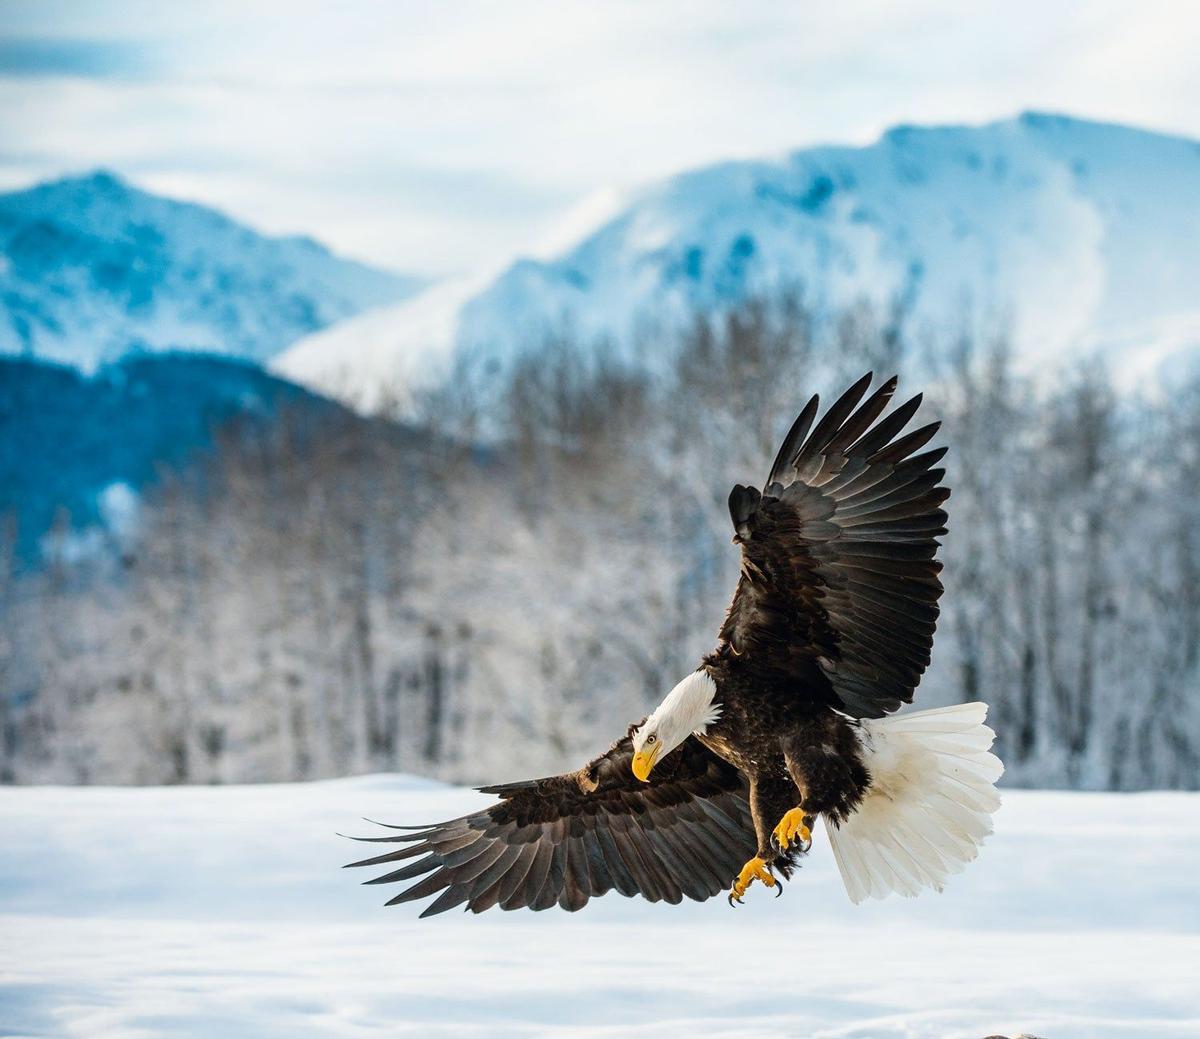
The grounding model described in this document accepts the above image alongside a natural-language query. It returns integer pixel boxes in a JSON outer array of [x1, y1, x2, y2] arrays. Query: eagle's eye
[[646, 734, 657, 744]]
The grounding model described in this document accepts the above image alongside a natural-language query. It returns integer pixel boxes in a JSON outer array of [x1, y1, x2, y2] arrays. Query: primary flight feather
[[346, 373, 1003, 915]]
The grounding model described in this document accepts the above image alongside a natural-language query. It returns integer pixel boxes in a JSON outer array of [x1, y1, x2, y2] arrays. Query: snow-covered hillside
[[1, 775, 1196, 1037], [0, 172, 423, 370], [277, 112, 1200, 410], [274, 274, 489, 411]]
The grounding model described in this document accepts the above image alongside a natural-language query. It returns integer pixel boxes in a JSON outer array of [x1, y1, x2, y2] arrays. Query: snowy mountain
[[0, 171, 423, 369], [274, 274, 490, 411], [277, 112, 1200, 409]]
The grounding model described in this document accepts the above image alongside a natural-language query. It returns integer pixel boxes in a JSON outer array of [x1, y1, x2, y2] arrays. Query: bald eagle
[[348, 373, 1003, 915]]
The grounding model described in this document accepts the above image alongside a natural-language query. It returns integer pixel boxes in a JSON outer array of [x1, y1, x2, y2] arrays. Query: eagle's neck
[[651, 670, 722, 750]]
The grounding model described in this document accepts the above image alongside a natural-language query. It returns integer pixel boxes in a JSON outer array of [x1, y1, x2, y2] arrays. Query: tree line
[[2, 297, 1197, 788]]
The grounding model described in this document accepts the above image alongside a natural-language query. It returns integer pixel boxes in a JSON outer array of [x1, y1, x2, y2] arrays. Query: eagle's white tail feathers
[[827, 702, 1003, 905]]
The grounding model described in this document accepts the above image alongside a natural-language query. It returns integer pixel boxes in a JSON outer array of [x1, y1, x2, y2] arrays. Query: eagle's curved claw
[[727, 855, 776, 905], [772, 807, 813, 853]]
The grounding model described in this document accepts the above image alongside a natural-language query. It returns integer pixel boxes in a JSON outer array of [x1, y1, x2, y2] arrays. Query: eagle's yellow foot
[[727, 856, 778, 905], [772, 807, 812, 851]]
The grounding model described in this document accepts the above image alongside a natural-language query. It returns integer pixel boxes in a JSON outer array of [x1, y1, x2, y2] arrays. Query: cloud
[[0, 2, 1197, 276]]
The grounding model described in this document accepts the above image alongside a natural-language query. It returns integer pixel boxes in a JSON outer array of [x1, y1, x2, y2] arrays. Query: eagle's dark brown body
[[348, 373, 960, 916], [699, 654, 870, 863]]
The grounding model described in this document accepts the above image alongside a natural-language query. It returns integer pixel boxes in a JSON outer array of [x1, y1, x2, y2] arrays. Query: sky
[[1, 1, 1199, 278]]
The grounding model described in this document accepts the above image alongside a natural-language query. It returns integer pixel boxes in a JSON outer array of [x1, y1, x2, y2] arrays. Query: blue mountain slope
[[0, 171, 424, 369], [0, 353, 345, 560]]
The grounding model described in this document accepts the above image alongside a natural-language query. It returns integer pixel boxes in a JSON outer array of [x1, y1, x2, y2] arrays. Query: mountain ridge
[[0, 170, 425, 370], [277, 111, 1200, 409]]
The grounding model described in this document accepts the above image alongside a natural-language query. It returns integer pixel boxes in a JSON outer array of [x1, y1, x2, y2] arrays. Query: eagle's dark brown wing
[[718, 373, 948, 718], [346, 733, 755, 916]]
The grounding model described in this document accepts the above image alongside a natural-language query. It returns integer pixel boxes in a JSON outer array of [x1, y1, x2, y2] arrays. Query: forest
[[3, 297, 1198, 790]]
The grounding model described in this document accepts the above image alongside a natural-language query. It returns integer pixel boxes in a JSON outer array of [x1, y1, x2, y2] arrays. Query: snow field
[[1, 775, 1197, 1038]]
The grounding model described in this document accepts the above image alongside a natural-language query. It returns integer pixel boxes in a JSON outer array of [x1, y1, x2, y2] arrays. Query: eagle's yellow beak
[[631, 745, 660, 782]]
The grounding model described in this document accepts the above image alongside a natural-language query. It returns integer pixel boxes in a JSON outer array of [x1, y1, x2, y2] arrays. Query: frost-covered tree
[[3, 296, 1197, 789]]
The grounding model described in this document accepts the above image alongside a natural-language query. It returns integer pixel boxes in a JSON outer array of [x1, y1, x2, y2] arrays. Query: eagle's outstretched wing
[[718, 373, 948, 718], [346, 733, 756, 916]]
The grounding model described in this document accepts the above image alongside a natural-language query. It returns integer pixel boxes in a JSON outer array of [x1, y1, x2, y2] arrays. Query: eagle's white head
[[630, 670, 722, 782]]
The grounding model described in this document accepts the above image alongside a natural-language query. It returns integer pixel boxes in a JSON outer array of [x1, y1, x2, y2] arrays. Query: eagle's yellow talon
[[728, 856, 775, 903], [773, 807, 811, 850]]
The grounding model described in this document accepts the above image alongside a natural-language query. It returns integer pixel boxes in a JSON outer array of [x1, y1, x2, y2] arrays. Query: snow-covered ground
[[1, 775, 1197, 1038]]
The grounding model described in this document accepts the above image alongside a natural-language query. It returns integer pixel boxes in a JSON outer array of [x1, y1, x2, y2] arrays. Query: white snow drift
[[0, 773, 1196, 1038]]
